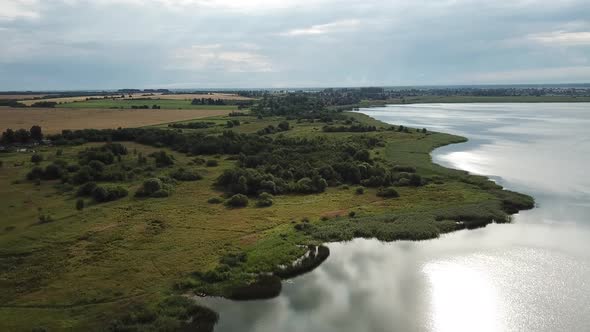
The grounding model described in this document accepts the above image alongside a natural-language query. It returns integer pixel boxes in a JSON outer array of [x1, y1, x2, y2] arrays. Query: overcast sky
[[1, 0, 589, 90]]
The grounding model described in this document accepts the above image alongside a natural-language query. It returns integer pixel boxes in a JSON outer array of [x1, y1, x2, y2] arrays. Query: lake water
[[199, 103, 590, 332]]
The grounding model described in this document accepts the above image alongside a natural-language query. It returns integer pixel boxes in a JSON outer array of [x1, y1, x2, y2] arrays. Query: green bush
[[77, 182, 97, 196], [207, 197, 223, 204], [377, 187, 399, 198], [256, 192, 274, 207], [31, 153, 43, 164], [136, 178, 172, 198], [170, 168, 202, 181], [92, 185, 128, 203], [226, 194, 249, 207], [76, 199, 85, 210], [355, 187, 365, 195], [206, 160, 219, 167]]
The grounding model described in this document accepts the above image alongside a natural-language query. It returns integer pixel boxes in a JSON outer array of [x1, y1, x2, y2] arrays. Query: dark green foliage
[[377, 187, 400, 198], [108, 296, 218, 332], [92, 185, 128, 203], [31, 101, 57, 108], [225, 194, 249, 207], [168, 122, 215, 129], [136, 178, 173, 198], [77, 182, 97, 196], [219, 252, 247, 267], [393, 165, 416, 173], [170, 168, 202, 181], [31, 153, 43, 164], [76, 199, 85, 210], [355, 187, 365, 195], [207, 197, 223, 204], [149, 151, 175, 167], [322, 124, 377, 132], [256, 192, 274, 207], [277, 121, 290, 131], [349, 211, 356, 218], [30, 125, 43, 141], [206, 160, 218, 167], [26, 166, 44, 180], [227, 275, 282, 301]]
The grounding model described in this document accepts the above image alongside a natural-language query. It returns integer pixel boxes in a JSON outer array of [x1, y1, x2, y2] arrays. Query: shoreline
[[196, 109, 535, 330]]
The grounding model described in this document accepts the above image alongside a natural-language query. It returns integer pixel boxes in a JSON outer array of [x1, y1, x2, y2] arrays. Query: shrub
[[43, 163, 65, 180], [136, 178, 172, 198], [31, 153, 43, 164], [170, 168, 202, 181], [76, 199, 85, 210], [226, 194, 249, 207], [77, 182, 97, 196], [206, 160, 219, 167], [27, 166, 44, 180], [92, 185, 128, 203], [393, 165, 416, 173], [349, 211, 356, 218], [207, 197, 223, 204], [377, 187, 399, 198], [150, 151, 175, 167], [355, 187, 365, 195], [256, 192, 274, 207]]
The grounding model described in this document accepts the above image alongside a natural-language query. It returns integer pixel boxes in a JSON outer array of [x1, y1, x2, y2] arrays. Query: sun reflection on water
[[424, 260, 503, 332]]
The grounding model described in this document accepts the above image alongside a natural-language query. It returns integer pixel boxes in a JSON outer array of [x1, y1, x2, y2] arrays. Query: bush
[[31, 153, 43, 164], [92, 185, 128, 203], [77, 182, 97, 196], [355, 187, 365, 195], [136, 178, 172, 198], [150, 151, 175, 167], [27, 166, 44, 180], [76, 199, 85, 210], [38, 214, 53, 224], [225, 194, 249, 207], [206, 160, 219, 167], [393, 165, 416, 173], [207, 197, 223, 204], [170, 168, 202, 181], [256, 192, 274, 207], [377, 187, 399, 198]]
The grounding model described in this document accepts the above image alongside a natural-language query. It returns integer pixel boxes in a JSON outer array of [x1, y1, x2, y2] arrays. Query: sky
[[0, 0, 589, 90]]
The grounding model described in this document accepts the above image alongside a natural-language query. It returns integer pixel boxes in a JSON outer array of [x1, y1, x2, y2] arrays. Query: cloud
[[170, 44, 273, 72], [279, 19, 361, 36], [0, 0, 40, 21], [465, 66, 590, 84], [527, 31, 590, 46]]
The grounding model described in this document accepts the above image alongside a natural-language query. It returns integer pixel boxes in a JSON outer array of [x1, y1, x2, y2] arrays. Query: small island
[[0, 91, 534, 331]]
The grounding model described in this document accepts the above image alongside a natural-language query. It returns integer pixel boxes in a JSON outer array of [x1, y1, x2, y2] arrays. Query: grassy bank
[[0, 111, 533, 331]]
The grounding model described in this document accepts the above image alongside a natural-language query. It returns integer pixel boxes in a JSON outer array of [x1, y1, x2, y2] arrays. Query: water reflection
[[199, 103, 590, 332]]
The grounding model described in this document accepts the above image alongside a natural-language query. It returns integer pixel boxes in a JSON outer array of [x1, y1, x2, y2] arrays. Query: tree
[[15, 129, 31, 143], [226, 194, 249, 207], [1, 128, 15, 144], [278, 121, 290, 131], [30, 125, 43, 141]]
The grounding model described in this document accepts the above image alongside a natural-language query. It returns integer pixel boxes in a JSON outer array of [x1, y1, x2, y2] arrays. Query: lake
[[199, 103, 590, 332]]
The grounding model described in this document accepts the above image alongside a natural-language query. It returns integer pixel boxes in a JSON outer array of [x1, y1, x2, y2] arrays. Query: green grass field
[[60, 99, 239, 110], [0, 112, 533, 331]]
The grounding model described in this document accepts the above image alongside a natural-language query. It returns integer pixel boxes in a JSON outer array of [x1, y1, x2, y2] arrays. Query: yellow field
[[19, 93, 253, 106], [0, 107, 234, 133]]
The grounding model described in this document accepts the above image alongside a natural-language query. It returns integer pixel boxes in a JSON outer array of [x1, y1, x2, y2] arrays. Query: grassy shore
[[0, 112, 533, 331]]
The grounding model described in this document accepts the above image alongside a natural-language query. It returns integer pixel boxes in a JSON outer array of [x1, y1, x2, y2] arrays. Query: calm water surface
[[199, 103, 590, 332]]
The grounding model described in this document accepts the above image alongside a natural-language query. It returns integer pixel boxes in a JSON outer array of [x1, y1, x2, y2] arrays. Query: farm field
[[59, 99, 240, 110], [19, 93, 253, 106], [0, 107, 235, 134]]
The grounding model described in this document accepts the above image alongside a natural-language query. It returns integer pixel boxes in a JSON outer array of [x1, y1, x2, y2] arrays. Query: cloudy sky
[[1, 0, 589, 90]]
